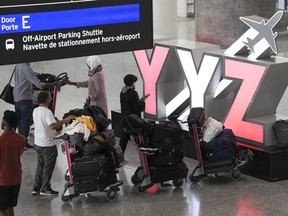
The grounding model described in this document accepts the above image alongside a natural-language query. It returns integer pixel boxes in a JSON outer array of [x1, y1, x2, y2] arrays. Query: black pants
[[119, 129, 130, 154], [33, 145, 58, 191]]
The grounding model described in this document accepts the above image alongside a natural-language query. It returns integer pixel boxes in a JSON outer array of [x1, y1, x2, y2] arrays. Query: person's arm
[[130, 90, 145, 113], [67, 79, 88, 88], [49, 115, 76, 130]]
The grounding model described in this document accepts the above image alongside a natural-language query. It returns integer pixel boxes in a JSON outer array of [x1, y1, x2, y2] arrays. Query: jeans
[[33, 145, 58, 191], [15, 100, 33, 139]]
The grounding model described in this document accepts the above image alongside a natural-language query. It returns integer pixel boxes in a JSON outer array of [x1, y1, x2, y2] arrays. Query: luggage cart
[[61, 140, 123, 203], [187, 109, 242, 184], [131, 135, 187, 193], [121, 115, 188, 193]]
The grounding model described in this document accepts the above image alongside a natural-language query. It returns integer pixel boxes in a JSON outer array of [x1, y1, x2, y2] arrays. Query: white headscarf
[[86, 55, 102, 70]]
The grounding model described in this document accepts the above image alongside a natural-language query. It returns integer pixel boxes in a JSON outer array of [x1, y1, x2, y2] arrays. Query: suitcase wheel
[[131, 175, 141, 185], [64, 169, 70, 181], [106, 190, 118, 202], [189, 175, 200, 184], [137, 185, 146, 194], [172, 178, 184, 188], [231, 169, 241, 181], [61, 194, 72, 203]]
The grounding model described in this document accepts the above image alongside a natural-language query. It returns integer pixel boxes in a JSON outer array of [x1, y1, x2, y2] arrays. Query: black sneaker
[[40, 189, 59, 196], [32, 190, 40, 195]]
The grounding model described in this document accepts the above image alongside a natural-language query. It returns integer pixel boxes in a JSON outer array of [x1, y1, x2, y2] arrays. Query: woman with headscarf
[[67, 55, 108, 116]]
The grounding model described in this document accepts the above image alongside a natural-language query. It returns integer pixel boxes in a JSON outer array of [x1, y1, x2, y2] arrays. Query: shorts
[[0, 184, 21, 210]]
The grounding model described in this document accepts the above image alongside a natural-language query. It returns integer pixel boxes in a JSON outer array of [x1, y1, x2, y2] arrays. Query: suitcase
[[73, 170, 118, 194], [148, 151, 184, 167], [72, 154, 110, 177], [148, 124, 184, 152], [101, 146, 122, 168], [149, 161, 188, 183]]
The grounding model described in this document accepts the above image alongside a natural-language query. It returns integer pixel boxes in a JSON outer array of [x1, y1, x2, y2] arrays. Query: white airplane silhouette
[[240, 10, 283, 53]]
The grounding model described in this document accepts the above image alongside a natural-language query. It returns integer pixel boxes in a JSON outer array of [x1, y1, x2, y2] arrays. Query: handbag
[[0, 67, 15, 105], [272, 120, 288, 148]]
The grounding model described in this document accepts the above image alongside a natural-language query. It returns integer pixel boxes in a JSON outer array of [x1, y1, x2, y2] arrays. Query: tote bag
[[0, 68, 15, 105]]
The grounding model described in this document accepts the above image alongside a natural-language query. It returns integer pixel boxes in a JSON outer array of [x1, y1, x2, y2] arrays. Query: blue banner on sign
[[0, 4, 140, 34]]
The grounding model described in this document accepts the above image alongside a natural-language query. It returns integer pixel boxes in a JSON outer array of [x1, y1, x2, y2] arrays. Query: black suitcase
[[73, 170, 118, 194], [148, 151, 184, 167], [148, 124, 184, 152], [149, 161, 188, 183], [100, 146, 122, 168], [72, 154, 109, 177]]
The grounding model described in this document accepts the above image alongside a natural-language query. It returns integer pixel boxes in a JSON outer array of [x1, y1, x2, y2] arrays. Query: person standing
[[67, 55, 108, 116], [13, 63, 63, 149], [0, 110, 25, 216], [32, 91, 75, 196], [119, 74, 146, 154]]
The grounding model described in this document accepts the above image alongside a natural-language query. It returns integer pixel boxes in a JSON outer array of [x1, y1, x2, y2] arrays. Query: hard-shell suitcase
[[73, 170, 118, 194], [72, 154, 109, 177], [148, 151, 184, 167], [149, 161, 188, 183]]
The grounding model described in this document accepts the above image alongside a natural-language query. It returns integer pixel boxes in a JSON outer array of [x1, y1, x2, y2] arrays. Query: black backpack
[[121, 114, 154, 137]]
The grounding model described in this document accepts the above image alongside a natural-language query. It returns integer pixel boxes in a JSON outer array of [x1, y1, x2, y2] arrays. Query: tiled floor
[[2, 17, 288, 216]]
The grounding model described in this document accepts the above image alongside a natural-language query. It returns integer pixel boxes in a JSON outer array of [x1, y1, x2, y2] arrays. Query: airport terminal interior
[[2, 1, 288, 216]]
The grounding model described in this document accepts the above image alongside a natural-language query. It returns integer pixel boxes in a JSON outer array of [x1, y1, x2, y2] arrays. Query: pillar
[[195, 0, 276, 48]]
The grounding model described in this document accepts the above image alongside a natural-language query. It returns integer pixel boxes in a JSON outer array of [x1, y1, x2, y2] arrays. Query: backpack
[[272, 120, 288, 148], [85, 106, 111, 132], [121, 114, 154, 137]]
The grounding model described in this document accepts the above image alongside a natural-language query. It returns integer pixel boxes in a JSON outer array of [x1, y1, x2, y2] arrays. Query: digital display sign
[[0, 0, 153, 65]]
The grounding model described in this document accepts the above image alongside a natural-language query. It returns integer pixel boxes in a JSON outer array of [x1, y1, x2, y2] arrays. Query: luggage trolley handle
[[64, 140, 74, 184]]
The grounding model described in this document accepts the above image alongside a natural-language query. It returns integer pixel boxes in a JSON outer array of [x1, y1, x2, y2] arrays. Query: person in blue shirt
[[13, 63, 63, 150]]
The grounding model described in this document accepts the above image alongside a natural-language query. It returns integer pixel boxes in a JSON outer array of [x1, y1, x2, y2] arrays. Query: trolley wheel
[[61, 195, 72, 203], [64, 170, 70, 181], [131, 175, 141, 185], [172, 179, 184, 188], [137, 185, 146, 194], [189, 175, 200, 184], [231, 169, 241, 181], [106, 190, 118, 202]]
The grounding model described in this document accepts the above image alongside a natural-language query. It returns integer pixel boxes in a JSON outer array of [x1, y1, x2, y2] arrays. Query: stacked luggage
[[121, 114, 188, 193], [59, 106, 123, 203], [187, 107, 245, 183]]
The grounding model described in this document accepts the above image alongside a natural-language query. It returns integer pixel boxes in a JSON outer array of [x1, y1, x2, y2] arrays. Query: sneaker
[[40, 189, 59, 196], [32, 190, 40, 195]]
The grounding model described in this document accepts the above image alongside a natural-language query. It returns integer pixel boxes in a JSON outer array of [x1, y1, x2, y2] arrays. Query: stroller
[[186, 107, 244, 183], [121, 114, 188, 193]]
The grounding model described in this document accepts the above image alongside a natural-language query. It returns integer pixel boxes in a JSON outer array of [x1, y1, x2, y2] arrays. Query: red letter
[[224, 59, 266, 143]]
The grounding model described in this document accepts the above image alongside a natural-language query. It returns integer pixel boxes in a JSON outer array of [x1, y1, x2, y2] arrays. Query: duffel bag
[[201, 129, 237, 161], [121, 114, 154, 137], [148, 124, 184, 152]]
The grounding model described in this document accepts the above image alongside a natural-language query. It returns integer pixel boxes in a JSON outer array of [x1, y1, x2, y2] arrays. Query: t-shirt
[[33, 106, 56, 147], [0, 131, 25, 186]]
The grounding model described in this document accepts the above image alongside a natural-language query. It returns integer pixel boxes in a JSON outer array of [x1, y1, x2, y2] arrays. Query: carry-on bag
[[148, 124, 184, 152], [72, 154, 110, 177], [149, 161, 188, 183], [148, 151, 184, 167]]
